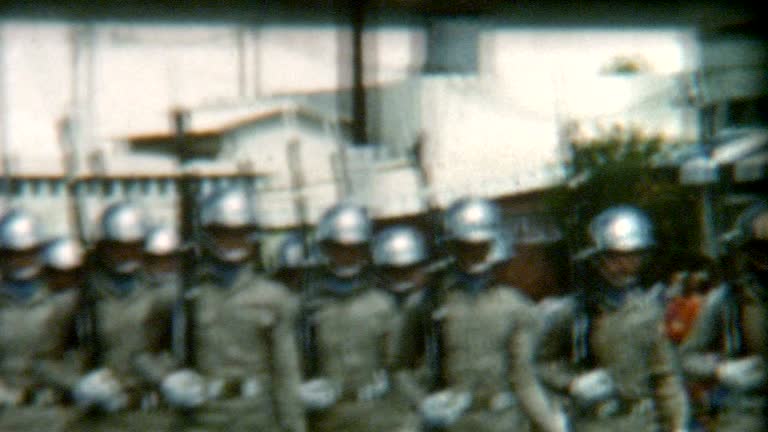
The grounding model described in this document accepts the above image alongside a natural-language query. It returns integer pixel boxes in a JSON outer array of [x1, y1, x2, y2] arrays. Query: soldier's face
[[452, 241, 492, 274], [144, 253, 180, 276], [2, 248, 42, 280], [207, 226, 253, 263], [101, 241, 143, 274], [381, 264, 427, 293], [46, 268, 83, 292], [323, 242, 368, 277], [598, 251, 644, 288]]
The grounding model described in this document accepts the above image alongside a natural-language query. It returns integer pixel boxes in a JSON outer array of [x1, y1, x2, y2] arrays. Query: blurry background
[[0, 0, 765, 292]]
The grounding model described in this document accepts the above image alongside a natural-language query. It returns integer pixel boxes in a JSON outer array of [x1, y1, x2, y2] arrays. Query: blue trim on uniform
[[1, 278, 43, 302]]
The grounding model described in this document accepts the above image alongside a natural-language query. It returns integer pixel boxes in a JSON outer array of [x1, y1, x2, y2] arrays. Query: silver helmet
[[100, 202, 146, 243], [316, 203, 371, 245], [200, 188, 253, 228], [589, 205, 655, 253], [276, 232, 312, 270], [44, 237, 85, 271], [0, 209, 42, 251], [443, 197, 501, 243], [144, 226, 180, 256], [372, 225, 429, 267]]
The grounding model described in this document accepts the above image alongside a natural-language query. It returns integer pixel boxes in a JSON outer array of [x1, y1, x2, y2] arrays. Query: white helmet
[[100, 202, 146, 243], [200, 188, 253, 228], [316, 203, 372, 245], [372, 225, 429, 267], [44, 237, 85, 271], [443, 197, 501, 243], [144, 227, 180, 256], [276, 232, 312, 270], [589, 205, 654, 253], [0, 209, 42, 251]]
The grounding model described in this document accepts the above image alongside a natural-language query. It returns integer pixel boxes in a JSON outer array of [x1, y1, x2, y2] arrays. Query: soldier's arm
[[650, 329, 691, 431], [132, 294, 180, 386], [535, 299, 582, 393], [31, 294, 89, 396], [509, 298, 569, 432], [270, 295, 308, 432], [678, 285, 728, 380], [389, 297, 431, 406]]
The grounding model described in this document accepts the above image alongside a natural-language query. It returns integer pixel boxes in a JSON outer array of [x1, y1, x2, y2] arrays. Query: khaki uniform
[[177, 266, 306, 432], [303, 270, 414, 432], [536, 271, 690, 432], [0, 281, 81, 432], [680, 276, 768, 432], [428, 271, 532, 432], [65, 271, 177, 432]]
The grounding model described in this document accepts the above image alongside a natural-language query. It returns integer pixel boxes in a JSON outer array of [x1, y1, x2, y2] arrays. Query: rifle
[[413, 135, 447, 391], [58, 116, 104, 371], [172, 108, 200, 369], [287, 139, 319, 379]]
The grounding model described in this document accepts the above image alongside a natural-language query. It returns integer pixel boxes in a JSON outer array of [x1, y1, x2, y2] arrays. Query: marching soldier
[[371, 225, 436, 428], [680, 201, 768, 431], [43, 237, 86, 294], [67, 202, 177, 431], [418, 197, 532, 432], [0, 210, 81, 431], [143, 226, 181, 288], [169, 187, 306, 432], [536, 205, 690, 432], [299, 203, 407, 432]]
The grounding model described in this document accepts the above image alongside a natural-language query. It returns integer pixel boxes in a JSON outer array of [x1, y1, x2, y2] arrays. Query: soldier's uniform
[[427, 269, 531, 432], [178, 264, 306, 432], [536, 272, 689, 431], [679, 201, 768, 432], [536, 206, 689, 432], [303, 268, 411, 432], [0, 280, 81, 432], [65, 268, 178, 432], [679, 277, 768, 431]]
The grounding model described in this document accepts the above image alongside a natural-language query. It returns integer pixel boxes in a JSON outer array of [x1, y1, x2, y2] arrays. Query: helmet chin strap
[[8, 264, 42, 282], [464, 260, 493, 275], [112, 260, 141, 275], [389, 280, 417, 294], [330, 264, 364, 279]]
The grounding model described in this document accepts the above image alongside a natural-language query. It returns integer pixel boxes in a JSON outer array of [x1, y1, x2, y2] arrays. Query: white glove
[[716, 356, 767, 391], [161, 369, 207, 409], [549, 410, 572, 432], [0, 381, 24, 407], [357, 370, 390, 401], [420, 390, 473, 427], [299, 377, 340, 411], [568, 369, 615, 406], [73, 368, 128, 413]]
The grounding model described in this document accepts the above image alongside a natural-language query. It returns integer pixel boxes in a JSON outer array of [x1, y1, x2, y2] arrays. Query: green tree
[[546, 123, 702, 280]]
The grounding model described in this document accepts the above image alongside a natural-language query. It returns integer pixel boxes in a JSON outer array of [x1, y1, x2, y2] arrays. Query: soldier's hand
[[161, 369, 207, 409], [0, 381, 24, 407], [73, 368, 128, 413], [356, 370, 389, 401], [299, 377, 339, 411], [419, 390, 472, 427], [716, 356, 767, 390], [568, 369, 615, 406]]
